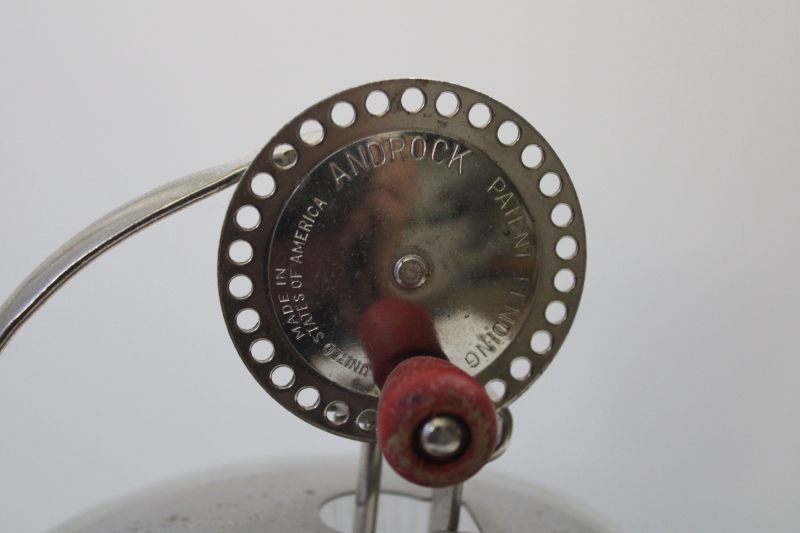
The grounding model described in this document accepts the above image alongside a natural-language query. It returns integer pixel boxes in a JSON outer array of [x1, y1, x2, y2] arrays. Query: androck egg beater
[[0, 80, 609, 532]]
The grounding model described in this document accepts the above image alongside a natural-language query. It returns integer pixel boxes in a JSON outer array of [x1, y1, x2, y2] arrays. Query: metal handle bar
[[0, 153, 255, 355]]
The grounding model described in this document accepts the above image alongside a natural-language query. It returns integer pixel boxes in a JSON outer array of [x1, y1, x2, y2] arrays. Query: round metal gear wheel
[[218, 79, 586, 441]]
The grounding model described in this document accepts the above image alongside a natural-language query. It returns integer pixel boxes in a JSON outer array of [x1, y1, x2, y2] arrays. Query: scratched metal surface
[[217, 80, 585, 440], [49, 460, 618, 533], [3, 5, 799, 533]]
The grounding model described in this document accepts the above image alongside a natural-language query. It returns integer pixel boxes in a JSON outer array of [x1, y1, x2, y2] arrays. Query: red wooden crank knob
[[359, 298, 498, 488], [359, 298, 447, 388]]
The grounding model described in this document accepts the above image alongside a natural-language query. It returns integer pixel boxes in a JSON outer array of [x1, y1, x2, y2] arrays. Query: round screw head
[[393, 254, 428, 289], [417, 415, 468, 462]]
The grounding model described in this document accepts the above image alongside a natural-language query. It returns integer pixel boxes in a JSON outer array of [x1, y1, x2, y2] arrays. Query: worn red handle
[[359, 298, 497, 487]]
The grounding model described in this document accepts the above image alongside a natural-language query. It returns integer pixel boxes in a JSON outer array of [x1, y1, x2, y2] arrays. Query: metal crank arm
[[0, 153, 255, 355]]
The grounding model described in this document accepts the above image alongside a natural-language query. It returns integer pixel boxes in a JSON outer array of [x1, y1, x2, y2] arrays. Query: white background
[[1, 2, 799, 532]]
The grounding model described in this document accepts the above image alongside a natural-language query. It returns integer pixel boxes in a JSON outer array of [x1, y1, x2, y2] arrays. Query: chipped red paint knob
[[359, 298, 497, 487], [377, 356, 498, 487]]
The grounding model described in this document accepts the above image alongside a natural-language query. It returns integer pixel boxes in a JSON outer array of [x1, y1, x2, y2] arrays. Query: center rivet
[[393, 254, 428, 289]]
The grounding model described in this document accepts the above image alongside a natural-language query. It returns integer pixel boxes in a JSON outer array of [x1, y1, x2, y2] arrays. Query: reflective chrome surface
[[354, 442, 383, 533], [393, 253, 429, 289], [418, 415, 468, 461], [429, 483, 464, 533], [49, 461, 619, 533], [489, 408, 514, 462], [269, 131, 536, 395], [218, 79, 586, 441], [0, 154, 253, 357]]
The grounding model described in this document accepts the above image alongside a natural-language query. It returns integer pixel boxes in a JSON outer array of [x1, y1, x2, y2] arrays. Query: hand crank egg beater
[[0, 80, 607, 532]]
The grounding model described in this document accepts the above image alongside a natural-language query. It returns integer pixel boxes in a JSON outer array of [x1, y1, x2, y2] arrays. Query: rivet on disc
[[393, 254, 428, 289]]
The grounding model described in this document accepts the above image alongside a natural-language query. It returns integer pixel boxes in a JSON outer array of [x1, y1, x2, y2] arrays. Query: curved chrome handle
[[0, 154, 255, 355]]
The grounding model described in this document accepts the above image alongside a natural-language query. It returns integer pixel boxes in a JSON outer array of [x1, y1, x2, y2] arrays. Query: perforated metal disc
[[218, 80, 585, 441]]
